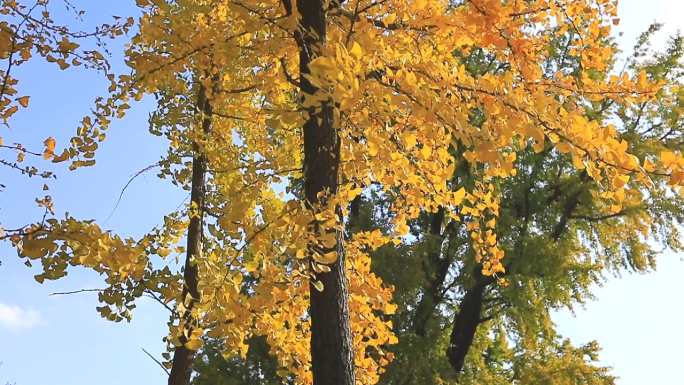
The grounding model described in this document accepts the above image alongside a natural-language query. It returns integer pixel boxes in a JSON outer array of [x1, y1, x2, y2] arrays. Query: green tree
[[191, 337, 284, 385], [375, 25, 684, 384]]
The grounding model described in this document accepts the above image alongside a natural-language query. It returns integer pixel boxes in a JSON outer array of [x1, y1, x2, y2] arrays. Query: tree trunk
[[412, 208, 451, 337], [446, 274, 488, 377], [168, 83, 212, 385], [297, 1, 355, 384]]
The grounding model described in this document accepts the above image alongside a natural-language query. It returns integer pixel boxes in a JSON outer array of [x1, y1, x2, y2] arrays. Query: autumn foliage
[[3, 0, 684, 385]]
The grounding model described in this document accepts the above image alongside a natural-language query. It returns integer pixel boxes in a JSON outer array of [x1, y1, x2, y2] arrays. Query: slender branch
[[142, 348, 170, 376], [49, 288, 105, 296], [280, 57, 300, 87], [104, 162, 161, 224]]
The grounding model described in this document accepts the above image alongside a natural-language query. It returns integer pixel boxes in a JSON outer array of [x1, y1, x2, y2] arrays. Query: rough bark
[[297, 1, 355, 385], [167, 83, 212, 385]]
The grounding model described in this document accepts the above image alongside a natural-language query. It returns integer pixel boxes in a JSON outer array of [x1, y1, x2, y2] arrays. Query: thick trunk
[[297, 2, 355, 385], [446, 275, 487, 376], [168, 84, 212, 385]]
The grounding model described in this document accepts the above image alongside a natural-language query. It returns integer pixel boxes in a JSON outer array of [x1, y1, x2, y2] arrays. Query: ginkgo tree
[[7, 1, 684, 385]]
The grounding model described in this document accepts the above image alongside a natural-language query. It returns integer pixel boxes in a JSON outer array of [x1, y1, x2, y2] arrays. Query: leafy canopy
[[6, 1, 684, 384]]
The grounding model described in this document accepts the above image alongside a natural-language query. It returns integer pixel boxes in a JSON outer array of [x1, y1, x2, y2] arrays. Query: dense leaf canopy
[[2, 1, 683, 384]]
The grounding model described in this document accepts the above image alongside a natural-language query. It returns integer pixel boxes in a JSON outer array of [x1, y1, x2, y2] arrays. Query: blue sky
[[0, 1, 682, 384]]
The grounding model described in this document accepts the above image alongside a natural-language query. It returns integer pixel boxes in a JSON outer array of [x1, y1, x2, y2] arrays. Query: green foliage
[[191, 337, 285, 385]]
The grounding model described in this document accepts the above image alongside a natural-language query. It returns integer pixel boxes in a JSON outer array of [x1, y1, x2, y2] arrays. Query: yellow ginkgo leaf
[[17, 96, 30, 108], [414, 0, 427, 10], [349, 42, 363, 59], [453, 187, 466, 205], [402, 132, 417, 148], [52, 149, 70, 163], [43, 137, 56, 160], [185, 337, 202, 351], [315, 250, 338, 264]]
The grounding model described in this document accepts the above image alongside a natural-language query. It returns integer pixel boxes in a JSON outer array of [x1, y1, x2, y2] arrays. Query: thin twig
[[49, 288, 104, 296], [104, 162, 161, 224], [142, 348, 170, 376]]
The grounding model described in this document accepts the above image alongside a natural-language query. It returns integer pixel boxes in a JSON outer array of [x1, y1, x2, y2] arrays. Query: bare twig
[[49, 288, 105, 296], [142, 348, 170, 376], [104, 162, 161, 224]]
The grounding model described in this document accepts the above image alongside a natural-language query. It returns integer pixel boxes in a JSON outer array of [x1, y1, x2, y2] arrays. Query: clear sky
[[0, 1, 682, 384]]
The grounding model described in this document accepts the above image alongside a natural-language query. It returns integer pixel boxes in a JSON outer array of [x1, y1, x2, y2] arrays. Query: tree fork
[[167, 82, 213, 385], [296, 1, 355, 384]]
